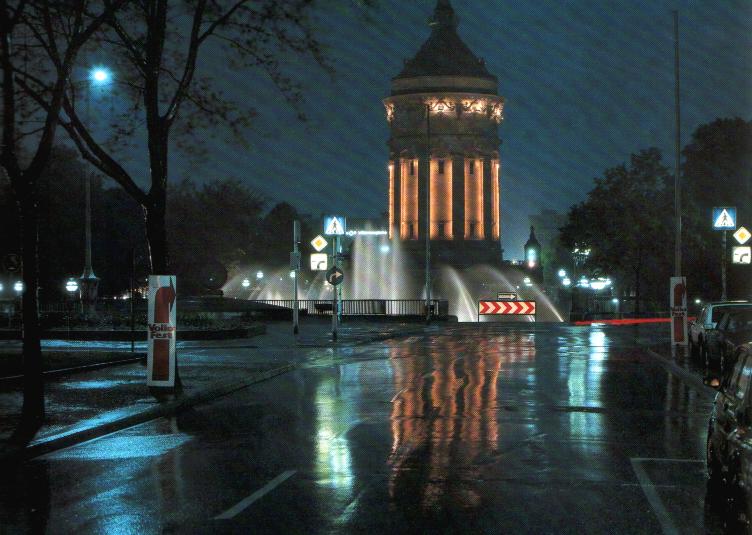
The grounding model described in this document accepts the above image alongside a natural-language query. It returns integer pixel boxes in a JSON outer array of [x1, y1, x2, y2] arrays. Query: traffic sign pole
[[293, 220, 300, 335], [331, 235, 338, 341], [722, 230, 727, 300]]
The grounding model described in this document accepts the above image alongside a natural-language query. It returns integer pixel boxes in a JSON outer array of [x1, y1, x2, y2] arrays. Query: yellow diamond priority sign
[[311, 235, 328, 252], [734, 226, 751, 245]]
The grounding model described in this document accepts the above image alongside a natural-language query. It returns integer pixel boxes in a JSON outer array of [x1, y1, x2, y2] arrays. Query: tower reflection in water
[[388, 334, 535, 509]]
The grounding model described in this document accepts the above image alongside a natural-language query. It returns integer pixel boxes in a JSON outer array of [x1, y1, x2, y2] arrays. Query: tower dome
[[384, 0, 504, 265]]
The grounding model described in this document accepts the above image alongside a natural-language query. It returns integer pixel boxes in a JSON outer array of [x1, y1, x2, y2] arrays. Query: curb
[[645, 348, 715, 397], [0, 363, 295, 464]]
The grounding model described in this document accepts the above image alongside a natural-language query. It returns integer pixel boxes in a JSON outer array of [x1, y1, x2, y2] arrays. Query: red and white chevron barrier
[[478, 300, 536, 316]]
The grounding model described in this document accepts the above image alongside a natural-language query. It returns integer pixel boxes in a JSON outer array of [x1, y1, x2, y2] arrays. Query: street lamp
[[256, 271, 264, 280], [380, 244, 390, 254], [79, 66, 114, 317], [562, 277, 571, 287], [558, 268, 566, 278], [241, 278, 251, 288], [65, 278, 79, 293], [13, 281, 23, 293]]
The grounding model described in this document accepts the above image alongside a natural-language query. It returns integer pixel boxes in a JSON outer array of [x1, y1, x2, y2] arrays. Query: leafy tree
[[682, 118, 752, 300], [168, 178, 264, 293], [560, 149, 672, 313], [258, 201, 310, 268]]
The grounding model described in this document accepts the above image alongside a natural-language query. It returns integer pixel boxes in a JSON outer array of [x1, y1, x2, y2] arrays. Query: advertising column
[[670, 276, 687, 346], [147, 275, 177, 387]]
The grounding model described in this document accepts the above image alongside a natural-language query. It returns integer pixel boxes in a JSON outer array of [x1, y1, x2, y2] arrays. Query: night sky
[[158, 0, 752, 258]]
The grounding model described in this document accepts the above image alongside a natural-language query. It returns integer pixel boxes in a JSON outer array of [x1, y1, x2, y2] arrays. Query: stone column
[[452, 155, 465, 241], [418, 155, 430, 240], [483, 158, 493, 241]]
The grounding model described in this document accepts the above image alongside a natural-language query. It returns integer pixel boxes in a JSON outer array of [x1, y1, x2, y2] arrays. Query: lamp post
[[78, 66, 112, 317]]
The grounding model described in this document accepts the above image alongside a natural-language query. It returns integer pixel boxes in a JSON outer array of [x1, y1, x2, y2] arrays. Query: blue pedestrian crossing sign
[[712, 207, 736, 230], [324, 216, 346, 236]]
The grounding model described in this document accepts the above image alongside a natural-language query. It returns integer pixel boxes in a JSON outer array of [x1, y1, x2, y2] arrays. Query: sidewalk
[[0, 319, 426, 462]]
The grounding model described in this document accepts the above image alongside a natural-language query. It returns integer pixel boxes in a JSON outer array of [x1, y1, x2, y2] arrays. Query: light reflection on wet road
[[0, 324, 730, 533]]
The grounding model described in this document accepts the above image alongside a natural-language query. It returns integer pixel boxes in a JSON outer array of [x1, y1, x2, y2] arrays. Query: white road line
[[630, 458, 703, 535], [214, 470, 297, 520]]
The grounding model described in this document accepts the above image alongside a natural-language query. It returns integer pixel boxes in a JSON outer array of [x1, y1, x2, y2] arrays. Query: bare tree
[[35, 0, 348, 274], [0, 0, 125, 434]]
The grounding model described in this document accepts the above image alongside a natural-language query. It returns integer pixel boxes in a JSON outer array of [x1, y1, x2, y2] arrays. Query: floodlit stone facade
[[385, 0, 504, 265]]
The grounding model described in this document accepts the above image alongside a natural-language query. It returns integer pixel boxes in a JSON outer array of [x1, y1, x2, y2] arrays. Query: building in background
[[384, 0, 504, 267]]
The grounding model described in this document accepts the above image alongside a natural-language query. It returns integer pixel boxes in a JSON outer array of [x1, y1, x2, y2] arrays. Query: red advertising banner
[[670, 276, 687, 346], [479, 300, 536, 316], [147, 275, 177, 387]]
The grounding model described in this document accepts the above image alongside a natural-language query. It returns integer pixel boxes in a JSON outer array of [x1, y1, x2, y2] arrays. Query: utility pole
[[673, 10, 682, 278], [425, 104, 432, 324]]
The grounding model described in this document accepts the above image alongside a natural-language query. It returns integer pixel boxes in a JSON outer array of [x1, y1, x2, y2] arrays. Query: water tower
[[384, 0, 504, 267]]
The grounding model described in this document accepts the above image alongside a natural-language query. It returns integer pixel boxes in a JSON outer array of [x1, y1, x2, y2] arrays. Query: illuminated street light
[[380, 244, 390, 254], [289, 271, 296, 279], [65, 278, 79, 293], [558, 269, 566, 278], [0, 282, 3, 292], [256, 271, 264, 280], [14, 281, 23, 293], [241, 278, 251, 288], [562, 277, 571, 287], [90, 67, 111, 85], [694, 298, 701, 304], [611, 298, 619, 304]]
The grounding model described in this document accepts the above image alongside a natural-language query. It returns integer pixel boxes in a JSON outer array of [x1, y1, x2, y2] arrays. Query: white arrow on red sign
[[479, 300, 536, 315]]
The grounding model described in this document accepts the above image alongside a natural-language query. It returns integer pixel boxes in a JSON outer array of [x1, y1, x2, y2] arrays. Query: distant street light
[[694, 298, 701, 304], [558, 268, 566, 278], [380, 244, 390, 254], [13, 281, 23, 293], [611, 298, 619, 304], [0, 282, 3, 292], [241, 278, 251, 288], [65, 278, 79, 293], [256, 271, 264, 280], [562, 277, 571, 287], [289, 271, 296, 279]]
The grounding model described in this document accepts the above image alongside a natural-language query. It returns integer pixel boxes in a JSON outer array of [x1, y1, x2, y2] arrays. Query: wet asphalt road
[[0, 324, 730, 534]]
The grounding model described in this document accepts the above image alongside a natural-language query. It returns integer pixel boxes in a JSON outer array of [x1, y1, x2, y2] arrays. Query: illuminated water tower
[[384, 0, 504, 266]]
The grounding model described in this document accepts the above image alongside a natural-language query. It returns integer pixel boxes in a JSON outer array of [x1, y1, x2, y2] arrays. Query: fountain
[[223, 236, 565, 323]]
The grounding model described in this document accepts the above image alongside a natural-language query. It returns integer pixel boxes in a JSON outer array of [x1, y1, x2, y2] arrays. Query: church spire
[[430, 0, 458, 29]]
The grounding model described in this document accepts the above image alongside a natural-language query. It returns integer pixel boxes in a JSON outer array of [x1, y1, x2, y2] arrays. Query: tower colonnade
[[388, 154, 500, 242]]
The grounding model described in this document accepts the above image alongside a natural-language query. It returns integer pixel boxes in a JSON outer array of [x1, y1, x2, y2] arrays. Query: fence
[[249, 299, 448, 318]]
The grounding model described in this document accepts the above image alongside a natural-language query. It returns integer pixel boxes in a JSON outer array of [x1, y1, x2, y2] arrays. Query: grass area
[[0, 351, 144, 377]]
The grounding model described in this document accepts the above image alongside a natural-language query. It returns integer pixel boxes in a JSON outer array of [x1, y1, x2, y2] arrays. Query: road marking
[[630, 458, 703, 535], [214, 470, 297, 520]]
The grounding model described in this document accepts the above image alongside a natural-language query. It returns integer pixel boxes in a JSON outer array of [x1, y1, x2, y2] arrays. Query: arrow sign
[[326, 266, 344, 286], [478, 300, 536, 316]]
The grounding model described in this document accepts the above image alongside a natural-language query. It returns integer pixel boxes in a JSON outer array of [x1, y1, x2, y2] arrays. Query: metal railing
[[250, 299, 448, 317]]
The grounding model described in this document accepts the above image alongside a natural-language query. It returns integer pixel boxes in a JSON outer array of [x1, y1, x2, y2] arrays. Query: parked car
[[706, 343, 752, 531], [706, 343, 752, 532], [705, 308, 752, 371], [690, 301, 750, 360]]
